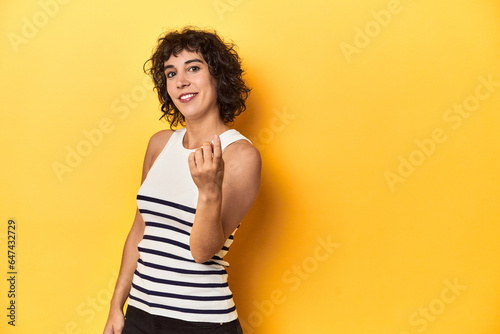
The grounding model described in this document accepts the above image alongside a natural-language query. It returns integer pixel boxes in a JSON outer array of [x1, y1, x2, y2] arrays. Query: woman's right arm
[[103, 208, 145, 334], [103, 130, 172, 334]]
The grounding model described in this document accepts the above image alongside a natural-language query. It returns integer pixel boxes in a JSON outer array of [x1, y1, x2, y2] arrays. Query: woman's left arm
[[188, 135, 262, 263]]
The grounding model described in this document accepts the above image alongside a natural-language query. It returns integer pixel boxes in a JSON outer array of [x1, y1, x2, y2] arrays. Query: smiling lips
[[179, 93, 198, 103]]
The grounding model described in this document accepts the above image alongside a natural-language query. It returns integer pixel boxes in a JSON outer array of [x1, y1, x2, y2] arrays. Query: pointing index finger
[[213, 134, 222, 160]]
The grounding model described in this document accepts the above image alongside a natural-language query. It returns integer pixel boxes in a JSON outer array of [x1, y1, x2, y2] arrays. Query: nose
[[176, 71, 190, 89]]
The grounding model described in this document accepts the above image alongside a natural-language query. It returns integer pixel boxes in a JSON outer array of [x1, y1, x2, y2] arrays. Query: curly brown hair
[[143, 27, 251, 128]]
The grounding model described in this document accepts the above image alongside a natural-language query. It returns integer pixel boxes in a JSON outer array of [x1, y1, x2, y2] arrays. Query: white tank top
[[128, 127, 251, 323]]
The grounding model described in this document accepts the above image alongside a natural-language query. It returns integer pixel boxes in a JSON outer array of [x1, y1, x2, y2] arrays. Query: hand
[[103, 308, 125, 334], [188, 134, 224, 194]]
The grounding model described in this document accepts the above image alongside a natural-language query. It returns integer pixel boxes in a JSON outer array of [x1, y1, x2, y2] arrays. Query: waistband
[[124, 305, 243, 334]]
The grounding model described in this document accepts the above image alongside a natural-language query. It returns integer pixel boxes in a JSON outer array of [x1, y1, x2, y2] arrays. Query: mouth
[[178, 93, 198, 103]]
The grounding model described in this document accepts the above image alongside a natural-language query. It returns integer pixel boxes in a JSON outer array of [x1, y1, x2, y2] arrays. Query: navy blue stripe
[[138, 258, 226, 275], [139, 209, 192, 228], [143, 235, 191, 251], [138, 247, 218, 266], [221, 246, 229, 251], [145, 221, 190, 236], [128, 294, 236, 315], [134, 270, 228, 288], [138, 246, 193, 263], [137, 195, 196, 214], [131, 282, 232, 301]]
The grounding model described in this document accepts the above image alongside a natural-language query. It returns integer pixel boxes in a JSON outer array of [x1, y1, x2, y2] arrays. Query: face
[[164, 49, 218, 122]]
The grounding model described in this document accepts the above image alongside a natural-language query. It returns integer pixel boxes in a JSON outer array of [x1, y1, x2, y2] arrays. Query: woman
[[103, 27, 261, 334]]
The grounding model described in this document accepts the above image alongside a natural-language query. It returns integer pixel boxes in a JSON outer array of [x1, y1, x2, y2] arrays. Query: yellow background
[[1, 0, 500, 333]]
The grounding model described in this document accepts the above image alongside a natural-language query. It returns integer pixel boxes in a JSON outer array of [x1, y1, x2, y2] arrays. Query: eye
[[188, 66, 200, 72], [166, 71, 176, 79]]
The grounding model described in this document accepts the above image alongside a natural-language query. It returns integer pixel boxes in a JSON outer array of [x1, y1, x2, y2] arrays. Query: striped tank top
[[128, 127, 251, 323]]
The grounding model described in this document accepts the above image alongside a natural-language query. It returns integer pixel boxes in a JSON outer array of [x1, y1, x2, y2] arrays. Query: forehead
[[164, 49, 206, 66]]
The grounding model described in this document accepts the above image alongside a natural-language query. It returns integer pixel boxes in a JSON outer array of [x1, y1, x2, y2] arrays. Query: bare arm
[[103, 130, 172, 334], [103, 209, 144, 334], [189, 135, 261, 263]]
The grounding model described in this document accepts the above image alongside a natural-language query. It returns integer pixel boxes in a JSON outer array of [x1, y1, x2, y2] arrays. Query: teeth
[[180, 93, 196, 100]]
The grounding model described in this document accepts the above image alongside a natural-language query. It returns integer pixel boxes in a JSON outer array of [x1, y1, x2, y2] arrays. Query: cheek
[[165, 84, 177, 107], [166, 81, 174, 95], [208, 78, 218, 97], [166, 84, 177, 102]]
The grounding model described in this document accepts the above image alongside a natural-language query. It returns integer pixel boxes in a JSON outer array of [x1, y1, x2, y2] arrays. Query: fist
[[188, 134, 224, 193]]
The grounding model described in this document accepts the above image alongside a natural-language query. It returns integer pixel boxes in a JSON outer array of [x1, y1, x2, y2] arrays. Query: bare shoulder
[[224, 139, 260, 161], [148, 129, 174, 151], [141, 130, 174, 182], [146, 129, 173, 159], [223, 140, 262, 175]]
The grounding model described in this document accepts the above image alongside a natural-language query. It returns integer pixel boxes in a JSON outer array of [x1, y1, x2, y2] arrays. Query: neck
[[182, 115, 229, 149]]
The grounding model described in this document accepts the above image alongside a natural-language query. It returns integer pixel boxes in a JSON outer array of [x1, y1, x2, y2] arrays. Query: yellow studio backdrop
[[1, 0, 500, 333]]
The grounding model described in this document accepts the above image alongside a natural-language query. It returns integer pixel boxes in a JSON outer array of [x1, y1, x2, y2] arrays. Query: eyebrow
[[164, 58, 204, 70]]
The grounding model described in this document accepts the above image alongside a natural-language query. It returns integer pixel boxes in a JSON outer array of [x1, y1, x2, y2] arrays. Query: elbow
[[190, 236, 223, 264], [191, 251, 213, 264], [190, 242, 214, 263], [193, 257, 208, 264], [189, 236, 224, 263]]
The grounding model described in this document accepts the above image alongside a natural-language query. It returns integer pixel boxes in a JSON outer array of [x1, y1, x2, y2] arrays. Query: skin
[[103, 49, 261, 333]]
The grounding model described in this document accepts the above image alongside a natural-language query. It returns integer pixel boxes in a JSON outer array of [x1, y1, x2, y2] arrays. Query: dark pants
[[123, 305, 244, 334]]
